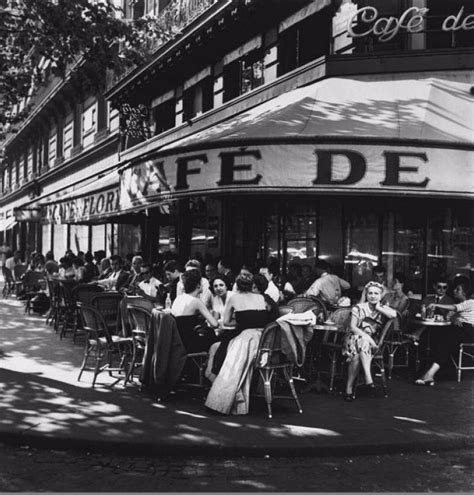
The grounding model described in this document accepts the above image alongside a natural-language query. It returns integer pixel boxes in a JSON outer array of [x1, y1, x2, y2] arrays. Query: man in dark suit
[[422, 277, 455, 316], [98, 255, 130, 291]]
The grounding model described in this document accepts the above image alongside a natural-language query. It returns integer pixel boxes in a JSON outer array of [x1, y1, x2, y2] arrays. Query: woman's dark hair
[[181, 269, 202, 294], [72, 256, 84, 267], [84, 251, 94, 263], [235, 273, 254, 293], [210, 275, 231, 294], [60, 257, 72, 268], [253, 273, 268, 294], [455, 282, 472, 299]]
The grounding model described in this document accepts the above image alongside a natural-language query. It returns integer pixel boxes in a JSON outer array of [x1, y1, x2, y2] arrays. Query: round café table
[[411, 318, 451, 371]]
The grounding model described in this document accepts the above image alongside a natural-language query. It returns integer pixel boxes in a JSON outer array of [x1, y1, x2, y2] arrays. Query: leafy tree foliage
[[0, 0, 175, 139]]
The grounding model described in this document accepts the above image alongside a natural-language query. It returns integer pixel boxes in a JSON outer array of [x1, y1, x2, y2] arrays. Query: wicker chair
[[71, 284, 105, 343], [124, 304, 152, 384], [254, 321, 304, 419], [76, 303, 133, 388], [91, 292, 123, 336], [1, 266, 14, 298]]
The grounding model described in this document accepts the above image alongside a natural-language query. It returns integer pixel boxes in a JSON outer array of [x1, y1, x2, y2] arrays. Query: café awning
[[119, 76, 474, 214], [42, 170, 120, 225], [0, 216, 17, 231]]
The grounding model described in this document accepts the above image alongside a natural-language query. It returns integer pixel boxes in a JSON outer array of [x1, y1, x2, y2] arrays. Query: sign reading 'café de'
[[347, 6, 474, 42]]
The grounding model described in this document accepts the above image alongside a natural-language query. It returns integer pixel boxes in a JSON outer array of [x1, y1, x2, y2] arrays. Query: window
[[82, 102, 97, 148], [108, 102, 120, 132], [183, 76, 213, 121], [153, 98, 176, 135], [48, 131, 57, 166], [278, 10, 331, 76], [63, 120, 74, 159], [223, 49, 265, 103], [27, 148, 33, 179]]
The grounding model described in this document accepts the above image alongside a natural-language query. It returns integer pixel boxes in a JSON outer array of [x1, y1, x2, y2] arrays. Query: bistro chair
[[451, 342, 474, 382], [22, 271, 47, 314], [120, 295, 155, 338], [45, 278, 60, 327], [286, 296, 327, 380], [1, 266, 14, 299], [124, 304, 152, 385], [382, 310, 415, 379], [91, 292, 123, 336], [13, 264, 27, 294], [71, 284, 105, 342], [76, 302, 133, 388], [254, 321, 303, 419], [57, 280, 78, 338], [320, 307, 352, 392]]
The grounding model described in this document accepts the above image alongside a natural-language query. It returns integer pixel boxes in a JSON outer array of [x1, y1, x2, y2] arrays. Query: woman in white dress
[[205, 273, 270, 415]]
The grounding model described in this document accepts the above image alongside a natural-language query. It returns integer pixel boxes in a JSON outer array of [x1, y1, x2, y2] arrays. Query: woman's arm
[[376, 302, 396, 319], [222, 293, 237, 328], [196, 300, 219, 328], [349, 312, 367, 337], [428, 302, 456, 312]]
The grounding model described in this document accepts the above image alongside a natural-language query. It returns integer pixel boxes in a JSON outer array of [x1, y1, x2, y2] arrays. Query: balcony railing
[[158, 0, 218, 33]]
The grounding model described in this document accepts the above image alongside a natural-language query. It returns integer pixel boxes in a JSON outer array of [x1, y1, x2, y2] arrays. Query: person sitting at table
[[342, 281, 396, 401], [205, 272, 271, 415], [58, 256, 75, 280], [135, 263, 164, 306], [171, 269, 219, 353], [177, 259, 212, 307], [163, 259, 182, 302], [83, 251, 99, 282], [72, 256, 87, 282], [124, 255, 144, 292], [382, 272, 410, 315], [97, 255, 129, 291], [304, 259, 351, 307], [252, 273, 280, 323], [359, 264, 388, 303], [415, 282, 474, 386], [423, 277, 454, 316], [208, 274, 233, 328]]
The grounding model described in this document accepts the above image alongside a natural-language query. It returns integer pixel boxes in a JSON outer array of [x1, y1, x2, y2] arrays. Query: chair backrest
[[58, 279, 78, 309], [374, 316, 397, 353], [278, 305, 293, 317], [72, 284, 104, 305], [255, 321, 285, 368], [322, 307, 352, 345], [2, 265, 14, 284], [91, 292, 123, 333], [22, 270, 46, 291], [286, 296, 327, 321], [127, 304, 152, 335], [13, 264, 27, 280], [76, 302, 111, 343]]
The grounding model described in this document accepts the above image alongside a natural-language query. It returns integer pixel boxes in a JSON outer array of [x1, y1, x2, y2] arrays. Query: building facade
[[1, 0, 473, 297]]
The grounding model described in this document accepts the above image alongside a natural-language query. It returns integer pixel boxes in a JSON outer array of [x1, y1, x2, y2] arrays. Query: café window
[[153, 98, 175, 135], [183, 77, 213, 121], [63, 120, 74, 159], [223, 49, 265, 103], [108, 102, 120, 132], [82, 102, 97, 148], [278, 10, 331, 76], [48, 131, 57, 166], [189, 197, 220, 258]]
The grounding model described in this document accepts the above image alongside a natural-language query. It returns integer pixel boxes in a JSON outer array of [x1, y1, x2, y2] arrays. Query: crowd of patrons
[[2, 247, 473, 412]]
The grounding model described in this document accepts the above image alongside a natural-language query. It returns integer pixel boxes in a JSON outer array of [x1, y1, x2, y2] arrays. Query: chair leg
[[329, 352, 337, 392], [259, 369, 274, 419], [92, 348, 103, 388], [378, 359, 388, 397], [388, 349, 395, 380], [78, 343, 92, 382], [283, 366, 302, 414]]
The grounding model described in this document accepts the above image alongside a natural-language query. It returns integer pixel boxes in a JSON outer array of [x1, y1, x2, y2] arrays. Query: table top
[[412, 317, 451, 327], [313, 323, 339, 331]]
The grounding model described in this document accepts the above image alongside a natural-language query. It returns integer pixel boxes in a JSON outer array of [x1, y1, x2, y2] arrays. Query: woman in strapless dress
[[205, 272, 271, 415]]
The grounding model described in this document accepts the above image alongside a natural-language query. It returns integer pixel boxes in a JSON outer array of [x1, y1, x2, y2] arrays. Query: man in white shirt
[[305, 259, 350, 306], [136, 263, 163, 305], [259, 266, 280, 303], [5, 250, 22, 279]]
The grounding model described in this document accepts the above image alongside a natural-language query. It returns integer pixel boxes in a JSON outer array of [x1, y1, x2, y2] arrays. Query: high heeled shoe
[[344, 392, 355, 402]]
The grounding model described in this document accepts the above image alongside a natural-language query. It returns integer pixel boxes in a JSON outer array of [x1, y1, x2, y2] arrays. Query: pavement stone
[[1, 297, 473, 457]]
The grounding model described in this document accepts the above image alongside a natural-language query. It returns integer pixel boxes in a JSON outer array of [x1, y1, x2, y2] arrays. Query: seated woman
[[208, 274, 234, 329], [171, 269, 219, 353], [342, 281, 396, 401], [415, 282, 474, 386], [382, 272, 410, 316], [204, 272, 270, 415]]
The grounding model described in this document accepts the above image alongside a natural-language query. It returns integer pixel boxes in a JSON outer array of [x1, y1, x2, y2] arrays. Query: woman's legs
[[345, 356, 360, 394], [420, 362, 440, 381], [359, 351, 373, 384]]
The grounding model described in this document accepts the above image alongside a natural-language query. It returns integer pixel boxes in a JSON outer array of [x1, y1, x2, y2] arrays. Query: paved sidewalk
[[1, 298, 473, 457]]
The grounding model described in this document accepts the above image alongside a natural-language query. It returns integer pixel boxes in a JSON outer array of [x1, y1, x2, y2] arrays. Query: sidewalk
[[1, 298, 473, 457]]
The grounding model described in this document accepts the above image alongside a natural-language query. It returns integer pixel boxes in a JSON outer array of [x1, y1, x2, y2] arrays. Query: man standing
[[5, 250, 22, 279], [305, 259, 350, 306]]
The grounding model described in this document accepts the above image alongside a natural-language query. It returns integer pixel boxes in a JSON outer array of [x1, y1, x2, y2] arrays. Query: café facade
[[108, 0, 474, 297], [1, 0, 473, 297]]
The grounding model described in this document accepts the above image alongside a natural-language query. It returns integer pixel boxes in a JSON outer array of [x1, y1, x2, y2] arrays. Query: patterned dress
[[342, 302, 385, 361]]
